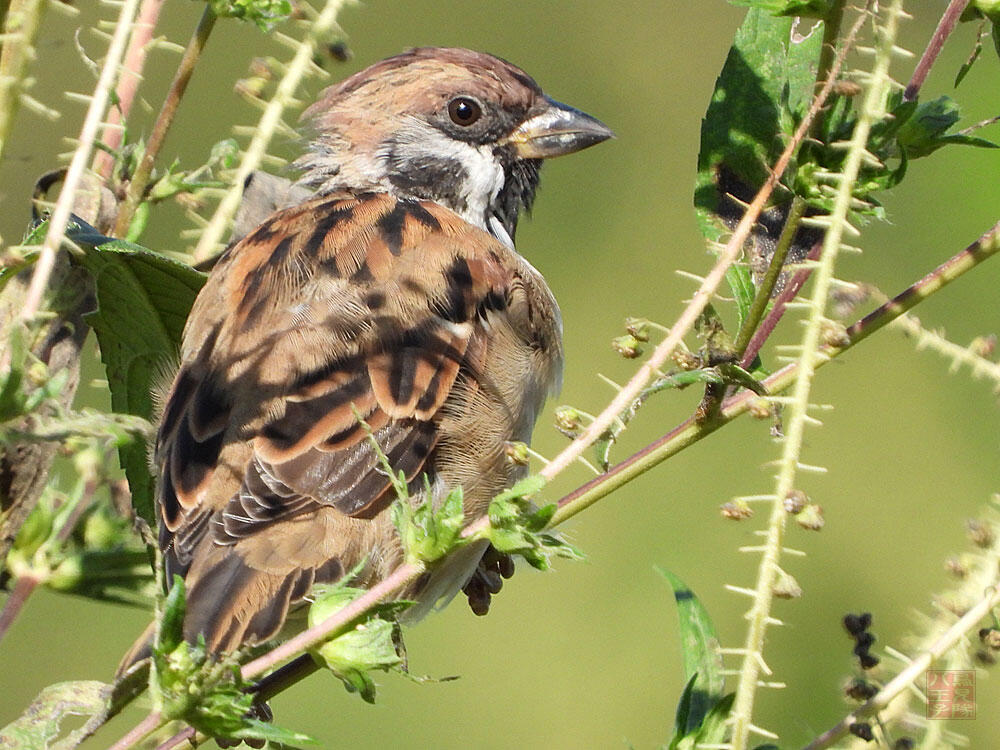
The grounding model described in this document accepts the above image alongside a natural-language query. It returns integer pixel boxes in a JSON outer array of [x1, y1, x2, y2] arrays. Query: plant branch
[[107, 710, 164, 750], [553, 216, 1000, 526], [16, 0, 140, 322], [904, 0, 970, 101], [112, 4, 217, 238], [739, 242, 821, 369], [803, 584, 1000, 749]]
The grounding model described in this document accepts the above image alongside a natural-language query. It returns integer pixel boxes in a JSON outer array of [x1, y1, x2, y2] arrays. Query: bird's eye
[[447, 97, 482, 126]]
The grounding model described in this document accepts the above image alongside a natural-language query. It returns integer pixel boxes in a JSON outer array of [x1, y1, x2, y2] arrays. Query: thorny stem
[[904, 0, 970, 101], [730, 1, 905, 745], [553, 218, 1000, 526], [803, 585, 1000, 749], [16, 0, 141, 323], [112, 5, 217, 238], [93, 0, 169, 182], [732, 195, 807, 358]]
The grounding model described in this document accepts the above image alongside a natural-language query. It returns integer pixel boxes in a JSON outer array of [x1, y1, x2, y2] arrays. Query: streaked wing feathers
[[156, 191, 511, 596]]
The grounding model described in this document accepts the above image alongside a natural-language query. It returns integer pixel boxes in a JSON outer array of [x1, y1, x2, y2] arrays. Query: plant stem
[[904, 0, 970, 101], [112, 5, 217, 238], [0, 574, 38, 641], [730, 5, 912, 744], [106, 710, 164, 750], [551, 219, 1000, 526], [739, 243, 821, 369], [811, 0, 847, 138], [17, 0, 140, 322], [733, 195, 807, 357]]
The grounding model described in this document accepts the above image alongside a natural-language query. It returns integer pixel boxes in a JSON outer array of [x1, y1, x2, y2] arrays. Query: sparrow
[[119, 46, 612, 670]]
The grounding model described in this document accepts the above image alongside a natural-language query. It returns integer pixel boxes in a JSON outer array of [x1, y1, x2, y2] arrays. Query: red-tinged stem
[[92, 0, 168, 181], [904, 0, 970, 101]]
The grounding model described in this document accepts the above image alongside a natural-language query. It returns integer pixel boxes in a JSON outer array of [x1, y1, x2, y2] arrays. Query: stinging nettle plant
[[1, 0, 1000, 747]]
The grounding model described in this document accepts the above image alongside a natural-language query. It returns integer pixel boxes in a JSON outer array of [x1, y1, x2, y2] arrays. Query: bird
[[119, 46, 612, 671]]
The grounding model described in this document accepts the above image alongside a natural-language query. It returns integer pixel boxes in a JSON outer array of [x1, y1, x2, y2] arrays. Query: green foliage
[[203, 0, 294, 31], [66, 219, 205, 526], [6, 483, 154, 605], [308, 581, 410, 704], [152, 576, 315, 745], [0, 326, 69, 425], [658, 569, 730, 750], [485, 476, 582, 570], [391, 482, 467, 565], [694, 9, 823, 243]]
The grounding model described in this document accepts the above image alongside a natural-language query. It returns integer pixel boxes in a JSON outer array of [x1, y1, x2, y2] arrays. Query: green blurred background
[[2, 1, 1000, 747]]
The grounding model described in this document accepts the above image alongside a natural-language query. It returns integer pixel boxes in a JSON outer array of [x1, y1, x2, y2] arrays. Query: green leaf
[[308, 584, 406, 704], [391, 483, 467, 565], [658, 568, 724, 737], [725, 265, 755, 329], [0, 680, 113, 750], [485, 476, 581, 570], [152, 576, 315, 745], [69, 222, 205, 526], [694, 9, 823, 243], [896, 95, 998, 158], [954, 20, 987, 88]]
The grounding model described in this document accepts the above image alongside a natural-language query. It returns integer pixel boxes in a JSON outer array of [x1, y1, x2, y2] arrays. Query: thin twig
[[18, 0, 141, 321], [112, 5, 217, 238], [904, 0, 970, 101]]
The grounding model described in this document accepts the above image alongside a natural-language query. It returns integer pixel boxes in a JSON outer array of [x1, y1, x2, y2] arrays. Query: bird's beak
[[508, 97, 614, 159]]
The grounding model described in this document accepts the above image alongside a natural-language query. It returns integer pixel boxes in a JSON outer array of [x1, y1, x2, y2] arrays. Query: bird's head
[[295, 47, 613, 246]]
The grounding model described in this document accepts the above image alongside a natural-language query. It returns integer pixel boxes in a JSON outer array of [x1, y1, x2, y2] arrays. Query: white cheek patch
[[382, 120, 505, 233]]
